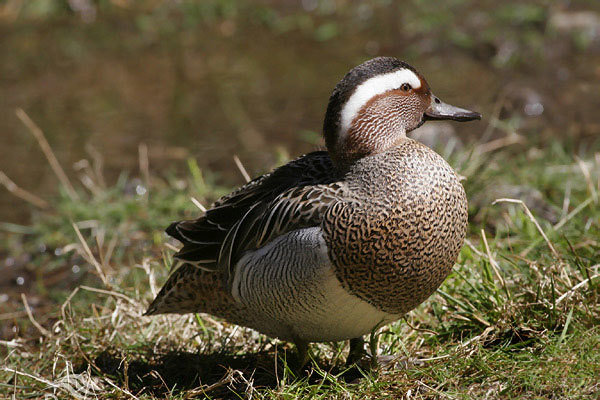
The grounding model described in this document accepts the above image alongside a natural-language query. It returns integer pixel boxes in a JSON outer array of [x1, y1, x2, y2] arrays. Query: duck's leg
[[345, 336, 366, 366], [294, 340, 310, 369]]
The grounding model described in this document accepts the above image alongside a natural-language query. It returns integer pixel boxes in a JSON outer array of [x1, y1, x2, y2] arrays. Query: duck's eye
[[401, 83, 412, 92]]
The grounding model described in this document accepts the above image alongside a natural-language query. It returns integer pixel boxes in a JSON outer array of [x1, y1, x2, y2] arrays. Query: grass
[[1, 113, 599, 398]]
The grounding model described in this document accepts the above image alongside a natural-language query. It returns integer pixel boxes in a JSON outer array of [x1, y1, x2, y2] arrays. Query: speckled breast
[[323, 139, 468, 315]]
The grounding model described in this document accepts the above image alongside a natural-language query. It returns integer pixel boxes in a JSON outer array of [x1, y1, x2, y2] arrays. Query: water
[[1, 2, 599, 224]]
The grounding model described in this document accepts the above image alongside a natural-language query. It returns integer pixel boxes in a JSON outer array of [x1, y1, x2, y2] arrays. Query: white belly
[[231, 227, 400, 342]]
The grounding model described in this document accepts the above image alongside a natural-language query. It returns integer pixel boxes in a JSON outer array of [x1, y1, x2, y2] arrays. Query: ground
[[1, 124, 598, 398]]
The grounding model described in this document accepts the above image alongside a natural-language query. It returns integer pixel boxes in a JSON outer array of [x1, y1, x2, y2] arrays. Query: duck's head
[[323, 57, 481, 167]]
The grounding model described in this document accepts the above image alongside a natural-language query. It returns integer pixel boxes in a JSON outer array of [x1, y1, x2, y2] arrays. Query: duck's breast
[[324, 139, 468, 315]]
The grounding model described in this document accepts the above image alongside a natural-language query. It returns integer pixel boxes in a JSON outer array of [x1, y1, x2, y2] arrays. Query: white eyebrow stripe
[[340, 68, 422, 133]]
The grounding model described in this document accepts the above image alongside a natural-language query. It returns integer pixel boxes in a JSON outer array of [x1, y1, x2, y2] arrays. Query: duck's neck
[[330, 124, 408, 170]]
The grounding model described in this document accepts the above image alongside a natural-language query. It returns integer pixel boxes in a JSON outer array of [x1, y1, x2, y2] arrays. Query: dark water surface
[[1, 2, 599, 224]]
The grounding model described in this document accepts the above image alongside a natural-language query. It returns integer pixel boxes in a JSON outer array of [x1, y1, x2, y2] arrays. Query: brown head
[[323, 57, 481, 168]]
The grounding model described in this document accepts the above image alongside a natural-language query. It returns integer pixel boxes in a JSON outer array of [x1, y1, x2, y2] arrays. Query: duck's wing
[[217, 180, 349, 285], [166, 151, 339, 271]]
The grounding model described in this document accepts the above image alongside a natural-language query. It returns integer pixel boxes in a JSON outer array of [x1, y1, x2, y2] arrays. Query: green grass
[[1, 134, 599, 399]]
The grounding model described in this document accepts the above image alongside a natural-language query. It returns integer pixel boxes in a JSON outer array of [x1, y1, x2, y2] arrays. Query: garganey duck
[[146, 57, 481, 365]]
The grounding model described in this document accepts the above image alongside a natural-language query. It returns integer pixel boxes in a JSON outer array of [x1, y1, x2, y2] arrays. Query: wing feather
[[168, 151, 340, 273], [217, 182, 349, 284]]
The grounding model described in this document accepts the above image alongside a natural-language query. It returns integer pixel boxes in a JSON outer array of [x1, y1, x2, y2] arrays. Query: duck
[[145, 57, 481, 366]]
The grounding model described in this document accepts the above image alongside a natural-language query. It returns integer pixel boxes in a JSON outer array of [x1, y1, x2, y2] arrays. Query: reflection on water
[[1, 1, 599, 224]]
